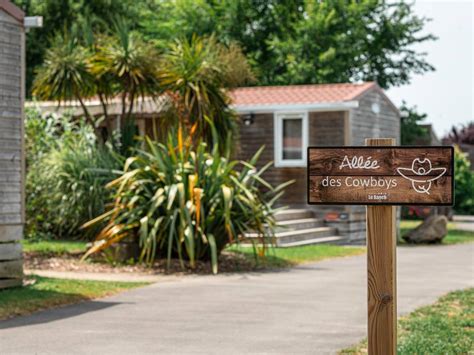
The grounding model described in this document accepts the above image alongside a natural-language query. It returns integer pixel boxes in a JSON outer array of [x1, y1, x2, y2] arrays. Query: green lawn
[[22, 239, 87, 254], [227, 244, 365, 268], [400, 220, 474, 245], [21, 219, 472, 271], [340, 288, 474, 354], [0, 275, 148, 321], [22, 238, 365, 269]]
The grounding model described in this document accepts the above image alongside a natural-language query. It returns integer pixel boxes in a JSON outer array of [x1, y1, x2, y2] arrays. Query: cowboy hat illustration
[[396, 158, 446, 194]]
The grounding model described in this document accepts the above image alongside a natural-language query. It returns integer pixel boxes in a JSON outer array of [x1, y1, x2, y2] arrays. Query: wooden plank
[[309, 176, 452, 204], [0, 203, 21, 214], [0, 130, 20, 139], [366, 138, 397, 355], [0, 117, 21, 129], [0, 225, 22, 242], [309, 147, 453, 176], [0, 259, 23, 278], [0, 151, 21, 160], [0, 172, 22, 183], [0, 278, 22, 289], [0, 182, 21, 190], [0, 242, 22, 261], [0, 214, 21, 224]]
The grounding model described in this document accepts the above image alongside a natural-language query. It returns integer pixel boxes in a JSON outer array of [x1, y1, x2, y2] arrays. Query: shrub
[[83, 135, 291, 273], [453, 145, 474, 215], [25, 110, 122, 239]]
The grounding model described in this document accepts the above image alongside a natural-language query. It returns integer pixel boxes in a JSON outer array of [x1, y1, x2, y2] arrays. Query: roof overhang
[[25, 96, 169, 117], [0, 0, 24, 24], [231, 100, 359, 114]]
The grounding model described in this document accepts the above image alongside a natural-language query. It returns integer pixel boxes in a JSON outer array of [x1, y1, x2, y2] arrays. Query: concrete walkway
[[23, 269, 174, 283], [453, 215, 474, 232], [1, 243, 473, 355]]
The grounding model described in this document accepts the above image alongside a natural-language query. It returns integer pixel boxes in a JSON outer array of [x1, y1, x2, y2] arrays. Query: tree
[[32, 34, 100, 136], [91, 19, 161, 129], [442, 122, 474, 145], [400, 101, 430, 145], [138, 0, 304, 84], [13, 0, 142, 96], [33, 25, 253, 150], [21, 0, 435, 91], [32, 19, 161, 140], [158, 36, 254, 150], [139, 0, 435, 89], [268, 0, 435, 88]]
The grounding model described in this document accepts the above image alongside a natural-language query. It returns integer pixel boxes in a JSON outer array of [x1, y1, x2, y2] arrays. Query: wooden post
[[366, 138, 397, 355]]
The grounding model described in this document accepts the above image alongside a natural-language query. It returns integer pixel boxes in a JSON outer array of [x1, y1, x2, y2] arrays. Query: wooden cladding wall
[[237, 111, 345, 206], [309, 111, 345, 146], [0, 9, 24, 288], [352, 90, 400, 145]]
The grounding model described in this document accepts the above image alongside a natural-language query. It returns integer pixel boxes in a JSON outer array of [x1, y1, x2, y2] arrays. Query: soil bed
[[24, 251, 259, 275]]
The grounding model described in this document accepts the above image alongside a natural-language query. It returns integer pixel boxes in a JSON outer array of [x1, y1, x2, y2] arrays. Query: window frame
[[274, 111, 309, 167]]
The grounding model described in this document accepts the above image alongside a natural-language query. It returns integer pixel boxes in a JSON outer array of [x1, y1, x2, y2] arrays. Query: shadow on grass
[[0, 296, 123, 330], [0, 276, 136, 329]]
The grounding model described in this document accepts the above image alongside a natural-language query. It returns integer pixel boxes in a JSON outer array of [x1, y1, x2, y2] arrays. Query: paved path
[[23, 269, 174, 283], [453, 215, 474, 232], [1, 244, 473, 355]]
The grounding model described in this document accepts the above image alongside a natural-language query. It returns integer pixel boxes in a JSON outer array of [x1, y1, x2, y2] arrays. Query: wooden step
[[275, 209, 313, 221], [276, 236, 343, 247], [245, 226, 338, 245], [276, 218, 324, 231]]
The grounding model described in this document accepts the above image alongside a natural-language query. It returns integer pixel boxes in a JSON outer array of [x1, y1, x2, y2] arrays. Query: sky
[[387, 0, 473, 139]]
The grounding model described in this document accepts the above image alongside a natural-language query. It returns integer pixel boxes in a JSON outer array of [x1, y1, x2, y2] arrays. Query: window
[[274, 112, 308, 167]]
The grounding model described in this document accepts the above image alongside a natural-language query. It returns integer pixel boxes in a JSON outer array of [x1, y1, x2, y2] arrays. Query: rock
[[403, 215, 448, 244], [105, 237, 140, 263]]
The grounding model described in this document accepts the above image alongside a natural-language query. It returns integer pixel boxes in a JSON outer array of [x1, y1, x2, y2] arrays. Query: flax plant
[[83, 124, 291, 273]]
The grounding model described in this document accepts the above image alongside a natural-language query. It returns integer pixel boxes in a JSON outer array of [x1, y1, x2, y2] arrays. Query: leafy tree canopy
[[268, 0, 436, 88], [139, 0, 435, 88], [17, 0, 435, 94], [400, 101, 430, 145], [13, 0, 143, 95]]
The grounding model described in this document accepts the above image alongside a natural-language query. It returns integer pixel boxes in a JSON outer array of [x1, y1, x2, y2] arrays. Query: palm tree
[[33, 28, 253, 151], [32, 34, 100, 137], [158, 36, 254, 151], [91, 18, 161, 130], [79, 19, 118, 136]]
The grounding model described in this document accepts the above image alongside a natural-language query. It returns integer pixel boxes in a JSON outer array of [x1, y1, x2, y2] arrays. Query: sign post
[[366, 138, 397, 355], [307, 141, 454, 355]]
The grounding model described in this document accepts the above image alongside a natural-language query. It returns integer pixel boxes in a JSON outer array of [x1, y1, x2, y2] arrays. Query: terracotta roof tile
[[230, 82, 376, 106]]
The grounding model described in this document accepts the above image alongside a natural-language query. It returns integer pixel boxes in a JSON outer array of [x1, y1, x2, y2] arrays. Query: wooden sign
[[307, 146, 454, 205]]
